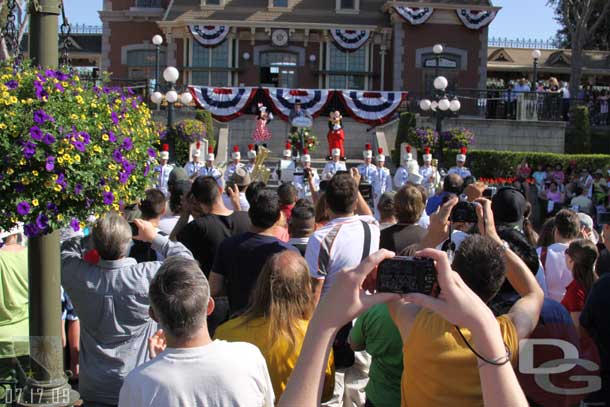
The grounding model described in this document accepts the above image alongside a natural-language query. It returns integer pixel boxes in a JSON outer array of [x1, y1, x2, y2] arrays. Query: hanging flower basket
[[288, 128, 318, 154], [172, 119, 207, 164], [0, 63, 158, 238]]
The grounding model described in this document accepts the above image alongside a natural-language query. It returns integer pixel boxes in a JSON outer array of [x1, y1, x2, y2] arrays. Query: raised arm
[[134, 219, 194, 261], [350, 168, 373, 217]]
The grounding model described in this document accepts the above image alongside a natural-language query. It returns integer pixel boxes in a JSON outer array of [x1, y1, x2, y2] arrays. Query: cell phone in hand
[[598, 212, 610, 225], [451, 201, 479, 224], [376, 256, 437, 295], [483, 187, 497, 198]]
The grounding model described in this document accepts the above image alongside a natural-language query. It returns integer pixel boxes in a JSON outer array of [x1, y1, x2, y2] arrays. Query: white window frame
[[200, 0, 225, 10], [335, 0, 360, 14], [325, 41, 369, 90], [187, 38, 233, 87]]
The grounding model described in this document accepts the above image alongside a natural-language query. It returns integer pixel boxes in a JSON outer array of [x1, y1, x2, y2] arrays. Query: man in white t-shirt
[[305, 170, 379, 407], [537, 209, 581, 302], [119, 257, 274, 407]]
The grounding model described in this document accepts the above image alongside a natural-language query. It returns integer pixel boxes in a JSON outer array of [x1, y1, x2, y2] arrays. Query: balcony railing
[[134, 0, 162, 8], [488, 37, 559, 50]]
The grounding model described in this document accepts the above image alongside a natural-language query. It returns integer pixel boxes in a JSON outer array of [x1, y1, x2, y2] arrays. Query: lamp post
[[152, 34, 163, 92], [419, 75, 461, 167], [151, 66, 193, 162], [532, 49, 541, 91], [432, 43, 443, 78]]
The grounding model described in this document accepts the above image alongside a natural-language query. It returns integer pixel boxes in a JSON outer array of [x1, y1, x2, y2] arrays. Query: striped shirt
[[305, 215, 379, 297]]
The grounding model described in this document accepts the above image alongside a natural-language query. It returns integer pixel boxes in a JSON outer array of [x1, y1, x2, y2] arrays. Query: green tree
[[391, 112, 416, 165]]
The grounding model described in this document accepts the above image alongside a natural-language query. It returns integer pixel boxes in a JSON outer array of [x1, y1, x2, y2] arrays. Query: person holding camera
[[294, 150, 319, 201]]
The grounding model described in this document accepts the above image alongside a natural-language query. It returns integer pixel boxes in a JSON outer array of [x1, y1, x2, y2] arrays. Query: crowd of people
[[1, 138, 610, 407]]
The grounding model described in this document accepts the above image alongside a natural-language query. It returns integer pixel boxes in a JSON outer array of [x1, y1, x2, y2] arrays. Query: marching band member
[[199, 146, 223, 186], [393, 145, 413, 189], [245, 144, 257, 174], [294, 148, 319, 200], [327, 110, 345, 159], [155, 144, 174, 197], [357, 144, 378, 185], [224, 145, 243, 182], [322, 148, 347, 180], [184, 141, 205, 180], [448, 147, 472, 179], [419, 146, 441, 196], [272, 143, 295, 182], [373, 147, 393, 219]]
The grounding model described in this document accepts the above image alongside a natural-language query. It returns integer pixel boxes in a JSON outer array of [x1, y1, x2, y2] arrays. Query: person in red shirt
[[562, 239, 599, 330]]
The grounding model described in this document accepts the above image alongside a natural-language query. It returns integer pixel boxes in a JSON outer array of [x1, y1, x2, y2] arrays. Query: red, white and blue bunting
[[189, 86, 257, 122], [339, 91, 407, 125], [264, 88, 331, 120], [393, 6, 434, 25], [456, 9, 497, 30], [329, 29, 371, 52], [188, 25, 230, 47]]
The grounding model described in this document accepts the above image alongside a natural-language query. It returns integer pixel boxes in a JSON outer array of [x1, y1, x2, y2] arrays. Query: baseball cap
[[169, 167, 189, 187], [231, 167, 251, 187], [491, 187, 527, 225]]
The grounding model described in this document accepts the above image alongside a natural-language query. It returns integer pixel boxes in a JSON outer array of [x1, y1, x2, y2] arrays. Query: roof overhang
[[382, 1, 501, 13]]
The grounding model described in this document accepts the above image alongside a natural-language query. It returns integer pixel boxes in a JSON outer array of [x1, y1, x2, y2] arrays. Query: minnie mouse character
[[252, 103, 273, 144], [327, 110, 345, 159]]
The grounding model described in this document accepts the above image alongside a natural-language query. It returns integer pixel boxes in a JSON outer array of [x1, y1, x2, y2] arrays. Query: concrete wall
[[380, 116, 567, 155]]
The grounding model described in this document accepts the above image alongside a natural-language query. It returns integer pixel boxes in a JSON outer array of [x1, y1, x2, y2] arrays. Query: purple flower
[[44, 69, 56, 79], [5, 80, 18, 90], [23, 141, 36, 159], [45, 156, 55, 171], [131, 100, 138, 109], [46, 202, 58, 213], [112, 149, 123, 163], [55, 71, 70, 81], [56, 173, 67, 188], [30, 126, 43, 141], [42, 132, 56, 145], [144, 162, 150, 176], [85, 198, 93, 208], [121, 137, 133, 151], [122, 160, 135, 174], [16, 201, 30, 216], [111, 112, 119, 125], [147, 148, 157, 158], [127, 87, 135, 95], [72, 140, 85, 152], [15, 184, 25, 193], [33, 109, 53, 124], [35, 213, 49, 231], [107, 131, 117, 143], [74, 183, 83, 195], [55, 82, 65, 92], [103, 191, 114, 205], [80, 132, 91, 144], [23, 224, 40, 238], [118, 172, 129, 184], [70, 218, 80, 232]]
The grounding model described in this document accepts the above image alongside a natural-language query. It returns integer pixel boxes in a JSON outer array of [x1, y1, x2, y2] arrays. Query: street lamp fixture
[[152, 34, 163, 92], [419, 75, 461, 166], [432, 44, 444, 55], [432, 43, 443, 77], [532, 49, 541, 90]]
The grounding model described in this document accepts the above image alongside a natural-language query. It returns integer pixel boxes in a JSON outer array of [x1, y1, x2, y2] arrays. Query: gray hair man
[[61, 212, 194, 407], [119, 257, 274, 407]]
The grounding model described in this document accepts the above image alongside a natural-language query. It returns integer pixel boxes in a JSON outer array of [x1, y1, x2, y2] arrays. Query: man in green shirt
[[349, 304, 403, 407]]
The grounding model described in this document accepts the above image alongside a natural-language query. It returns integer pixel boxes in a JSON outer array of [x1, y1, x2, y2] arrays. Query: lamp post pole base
[[17, 377, 79, 407]]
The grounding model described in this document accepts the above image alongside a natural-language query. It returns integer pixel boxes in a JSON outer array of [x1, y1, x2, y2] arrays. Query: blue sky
[[64, 0, 561, 41]]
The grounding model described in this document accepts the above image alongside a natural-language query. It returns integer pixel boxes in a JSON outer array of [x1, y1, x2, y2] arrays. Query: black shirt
[[177, 212, 251, 276], [596, 248, 610, 277], [212, 232, 298, 314], [380, 223, 427, 254]]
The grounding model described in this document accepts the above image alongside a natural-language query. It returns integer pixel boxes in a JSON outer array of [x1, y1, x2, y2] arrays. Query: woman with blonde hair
[[215, 250, 334, 402]]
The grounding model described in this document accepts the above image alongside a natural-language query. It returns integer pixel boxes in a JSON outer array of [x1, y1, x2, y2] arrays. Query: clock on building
[[271, 29, 289, 47]]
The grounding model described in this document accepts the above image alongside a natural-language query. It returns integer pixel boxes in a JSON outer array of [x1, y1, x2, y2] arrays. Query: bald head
[[443, 173, 464, 195]]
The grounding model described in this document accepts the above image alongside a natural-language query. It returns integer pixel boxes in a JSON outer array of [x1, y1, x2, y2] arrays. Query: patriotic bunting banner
[[456, 9, 497, 30], [329, 29, 371, 52], [339, 91, 407, 125], [189, 86, 257, 122], [188, 25, 230, 47], [393, 6, 434, 25], [265, 88, 331, 120]]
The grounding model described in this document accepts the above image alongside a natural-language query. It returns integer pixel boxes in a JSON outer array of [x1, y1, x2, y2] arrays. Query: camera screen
[[376, 257, 436, 295]]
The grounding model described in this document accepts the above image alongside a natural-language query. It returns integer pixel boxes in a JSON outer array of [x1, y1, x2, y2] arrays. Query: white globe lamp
[[450, 99, 461, 112], [431, 101, 438, 111], [433, 76, 448, 91], [163, 66, 180, 83], [150, 91, 163, 104], [531, 49, 542, 60], [419, 99, 432, 111], [180, 92, 193, 105], [165, 90, 178, 104], [438, 98, 450, 111], [152, 35, 163, 46], [433, 44, 444, 55]]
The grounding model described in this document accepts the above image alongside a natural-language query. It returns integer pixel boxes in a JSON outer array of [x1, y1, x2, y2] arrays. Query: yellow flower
[[112, 203, 120, 212], [102, 134, 109, 142], [22, 178, 30, 185], [57, 214, 64, 221], [19, 158, 26, 166], [32, 170, 39, 177], [58, 148, 65, 155], [63, 154, 71, 162], [32, 199, 39, 207], [54, 184, 62, 192], [74, 155, 81, 163], [104, 185, 111, 192], [6, 168, 13, 175], [93, 145, 102, 153], [57, 157, 64, 164], [75, 95, 84, 104], [108, 163, 116, 171], [9, 96, 17, 104], [0, 123, 6, 130], [70, 114, 78, 121]]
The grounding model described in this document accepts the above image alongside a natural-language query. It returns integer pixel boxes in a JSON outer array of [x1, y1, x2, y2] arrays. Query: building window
[[125, 48, 166, 80], [260, 51, 298, 88], [202, 0, 223, 6], [273, 0, 288, 6], [134, 0, 161, 7], [327, 43, 366, 89], [335, 0, 359, 13], [190, 40, 231, 86]]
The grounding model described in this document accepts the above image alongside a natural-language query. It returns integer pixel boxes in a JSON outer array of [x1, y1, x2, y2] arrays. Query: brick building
[[100, 0, 499, 93]]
